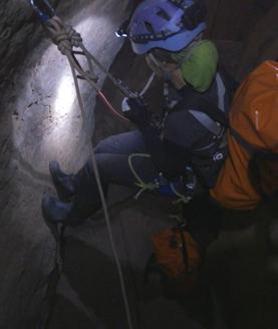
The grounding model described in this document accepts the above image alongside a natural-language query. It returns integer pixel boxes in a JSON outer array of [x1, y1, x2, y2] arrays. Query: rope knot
[[70, 29, 82, 47], [56, 26, 82, 54], [47, 19, 83, 55]]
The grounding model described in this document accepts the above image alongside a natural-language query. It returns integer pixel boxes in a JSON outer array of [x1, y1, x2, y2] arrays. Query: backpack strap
[[177, 86, 229, 129], [188, 110, 223, 136], [183, 93, 278, 161], [230, 127, 278, 160]]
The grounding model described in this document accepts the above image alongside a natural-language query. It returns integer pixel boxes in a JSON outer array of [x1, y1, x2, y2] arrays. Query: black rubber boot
[[42, 192, 98, 226], [42, 193, 77, 225], [49, 160, 75, 202], [43, 160, 106, 225], [73, 160, 105, 215]]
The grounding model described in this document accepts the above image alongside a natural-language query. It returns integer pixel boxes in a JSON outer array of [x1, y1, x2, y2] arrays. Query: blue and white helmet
[[128, 0, 207, 55]]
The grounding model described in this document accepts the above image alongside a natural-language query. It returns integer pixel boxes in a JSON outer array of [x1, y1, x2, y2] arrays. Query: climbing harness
[[28, 2, 138, 329]]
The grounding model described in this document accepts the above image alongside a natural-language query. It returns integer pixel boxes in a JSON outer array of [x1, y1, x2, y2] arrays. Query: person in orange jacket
[[133, 60, 278, 292], [185, 60, 278, 249], [210, 60, 278, 210]]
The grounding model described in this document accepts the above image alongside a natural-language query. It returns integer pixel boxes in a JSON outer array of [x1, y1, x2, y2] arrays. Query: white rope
[[45, 16, 135, 329], [139, 72, 155, 97], [169, 183, 192, 204], [128, 153, 158, 199], [128, 154, 192, 204]]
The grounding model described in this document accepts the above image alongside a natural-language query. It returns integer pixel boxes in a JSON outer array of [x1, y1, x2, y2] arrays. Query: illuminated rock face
[[0, 1, 277, 329], [0, 1, 128, 328]]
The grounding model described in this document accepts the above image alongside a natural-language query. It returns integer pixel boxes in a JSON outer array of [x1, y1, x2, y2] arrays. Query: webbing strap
[[230, 128, 278, 160], [216, 73, 226, 112], [189, 110, 222, 136], [175, 86, 229, 127]]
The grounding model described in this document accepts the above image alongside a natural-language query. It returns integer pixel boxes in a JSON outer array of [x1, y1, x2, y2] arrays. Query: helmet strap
[[170, 68, 187, 90], [146, 53, 166, 77], [146, 54, 186, 89], [171, 36, 202, 67]]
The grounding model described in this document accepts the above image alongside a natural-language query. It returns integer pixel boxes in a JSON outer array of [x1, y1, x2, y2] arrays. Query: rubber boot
[[73, 160, 105, 217], [49, 160, 75, 202], [43, 160, 106, 225], [42, 192, 100, 226], [42, 193, 77, 225]]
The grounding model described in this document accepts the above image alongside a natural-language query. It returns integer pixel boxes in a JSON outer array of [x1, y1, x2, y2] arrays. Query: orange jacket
[[210, 61, 278, 210]]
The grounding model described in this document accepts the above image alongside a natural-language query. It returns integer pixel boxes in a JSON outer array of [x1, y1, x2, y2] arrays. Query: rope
[[128, 153, 158, 199], [44, 17, 130, 122], [128, 154, 192, 204], [139, 72, 155, 97], [169, 183, 192, 204], [97, 91, 129, 122], [44, 16, 135, 329]]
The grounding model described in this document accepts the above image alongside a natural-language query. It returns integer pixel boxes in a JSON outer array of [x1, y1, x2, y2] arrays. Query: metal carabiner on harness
[[28, 0, 55, 22]]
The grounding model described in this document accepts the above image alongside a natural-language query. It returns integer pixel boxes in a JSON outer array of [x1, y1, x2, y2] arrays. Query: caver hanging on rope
[[27, 1, 136, 329], [40, 0, 235, 305]]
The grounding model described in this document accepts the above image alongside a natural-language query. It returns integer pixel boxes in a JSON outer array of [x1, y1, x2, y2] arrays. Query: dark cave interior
[[0, 1, 277, 329]]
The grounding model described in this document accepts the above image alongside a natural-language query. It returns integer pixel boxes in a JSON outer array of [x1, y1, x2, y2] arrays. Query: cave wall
[[0, 1, 129, 328], [206, 0, 278, 79], [0, 1, 66, 95], [0, 1, 277, 329], [0, 2, 38, 91]]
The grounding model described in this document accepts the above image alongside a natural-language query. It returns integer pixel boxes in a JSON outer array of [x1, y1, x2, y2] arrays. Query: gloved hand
[[121, 96, 149, 127]]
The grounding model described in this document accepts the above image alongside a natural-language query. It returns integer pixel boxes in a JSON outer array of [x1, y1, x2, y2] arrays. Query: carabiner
[[28, 0, 55, 22]]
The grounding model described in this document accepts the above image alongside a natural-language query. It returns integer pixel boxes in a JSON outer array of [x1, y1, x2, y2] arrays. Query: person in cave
[[42, 0, 234, 279]]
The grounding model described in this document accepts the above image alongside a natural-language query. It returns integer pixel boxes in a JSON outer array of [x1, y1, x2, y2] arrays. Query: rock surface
[[0, 1, 278, 329], [0, 1, 129, 328]]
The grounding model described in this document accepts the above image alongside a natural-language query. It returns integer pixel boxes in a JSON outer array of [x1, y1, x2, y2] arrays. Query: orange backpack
[[146, 224, 203, 296], [211, 60, 278, 210]]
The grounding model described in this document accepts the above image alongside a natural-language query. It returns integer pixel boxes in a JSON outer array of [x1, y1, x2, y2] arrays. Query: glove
[[121, 97, 149, 127]]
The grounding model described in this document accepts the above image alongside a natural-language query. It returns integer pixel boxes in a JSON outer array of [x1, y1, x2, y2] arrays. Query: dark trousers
[[74, 130, 222, 246], [72, 130, 158, 217], [94, 130, 157, 186]]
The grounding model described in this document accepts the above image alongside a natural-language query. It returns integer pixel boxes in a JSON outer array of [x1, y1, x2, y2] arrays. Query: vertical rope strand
[[69, 58, 134, 329]]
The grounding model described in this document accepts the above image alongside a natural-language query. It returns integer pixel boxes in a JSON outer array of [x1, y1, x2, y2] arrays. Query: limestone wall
[[0, 1, 127, 328], [206, 0, 278, 79], [0, 1, 277, 328]]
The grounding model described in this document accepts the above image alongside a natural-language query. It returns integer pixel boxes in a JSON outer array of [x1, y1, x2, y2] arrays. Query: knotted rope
[[44, 16, 130, 121], [43, 15, 134, 329]]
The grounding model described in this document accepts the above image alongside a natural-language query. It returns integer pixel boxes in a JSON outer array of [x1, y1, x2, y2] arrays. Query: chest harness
[[162, 73, 230, 187]]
